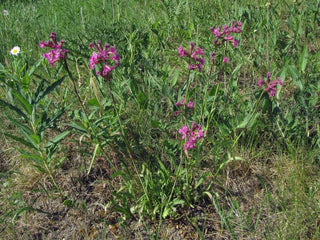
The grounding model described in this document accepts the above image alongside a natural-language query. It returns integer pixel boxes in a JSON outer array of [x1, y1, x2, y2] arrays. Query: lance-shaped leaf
[[45, 130, 70, 149], [87, 143, 100, 176], [34, 76, 65, 104], [12, 91, 32, 115], [0, 99, 28, 120], [298, 45, 308, 73], [4, 133, 37, 150]]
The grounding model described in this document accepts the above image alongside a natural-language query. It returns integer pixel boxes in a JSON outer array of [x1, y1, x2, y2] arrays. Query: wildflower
[[176, 97, 186, 107], [3, 10, 8, 16], [40, 32, 68, 67], [175, 96, 195, 116], [178, 125, 190, 139], [178, 42, 205, 72], [186, 101, 195, 108], [89, 41, 120, 79], [209, 20, 242, 48], [176, 96, 194, 108], [174, 111, 182, 117], [179, 122, 205, 156], [258, 72, 282, 97], [10, 46, 20, 56], [223, 57, 230, 63]]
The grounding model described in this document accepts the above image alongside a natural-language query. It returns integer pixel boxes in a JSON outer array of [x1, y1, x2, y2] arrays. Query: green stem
[[38, 148, 63, 196]]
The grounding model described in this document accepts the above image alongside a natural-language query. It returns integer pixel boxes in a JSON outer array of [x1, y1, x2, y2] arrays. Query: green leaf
[[136, 92, 148, 109], [288, 65, 303, 90], [35, 76, 65, 104], [87, 97, 100, 107], [63, 199, 75, 208], [0, 99, 28, 120], [22, 74, 30, 92], [19, 154, 43, 165], [66, 122, 87, 134], [33, 165, 48, 174], [170, 68, 180, 87], [262, 95, 272, 114], [12, 91, 32, 115], [0, 62, 4, 71], [54, 157, 66, 170], [151, 120, 161, 129], [237, 113, 260, 129], [276, 68, 286, 99], [4, 133, 36, 150], [6, 116, 33, 135], [230, 63, 242, 79], [298, 45, 308, 73], [30, 134, 41, 145], [12, 206, 35, 224], [45, 131, 70, 148], [87, 144, 100, 175], [20, 131, 40, 150], [45, 106, 67, 130], [162, 85, 174, 98], [28, 58, 42, 76]]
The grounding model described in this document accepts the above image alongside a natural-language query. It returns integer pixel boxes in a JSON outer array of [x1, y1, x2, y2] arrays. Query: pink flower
[[223, 57, 230, 63], [89, 41, 120, 79], [178, 123, 205, 154], [258, 72, 282, 97], [177, 42, 205, 72], [209, 20, 242, 48], [43, 49, 68, 67], [176, 97, 186, 106], [174, 111, 182, 117], [178, 125, 190, 139], [178, 45, 185, 57], [175, 96, 195, 115], [186, 101, 195, 108], [40, 32, 68, 67]]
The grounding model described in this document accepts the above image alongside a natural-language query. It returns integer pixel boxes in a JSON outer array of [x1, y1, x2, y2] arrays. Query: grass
[[0, 0, 320, 239]]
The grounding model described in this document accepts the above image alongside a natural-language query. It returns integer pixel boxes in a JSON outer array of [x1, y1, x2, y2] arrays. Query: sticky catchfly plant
[[258, 72, 282, 97], [179, 122, 205, 157], [178, 42, 205, 72], [209, 20, 242, 48], [89, 41, 120, 80], [10, 46, 20, 56], [40, 32, 68, 67]]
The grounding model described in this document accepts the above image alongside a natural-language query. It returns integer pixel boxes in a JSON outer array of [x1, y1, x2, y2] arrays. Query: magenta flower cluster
[[209, 20, 242, 48], [176, 96, 195, 108], [89, 41, 120, 79], [40, 32, 68, 67], [179, 122, 205, 152], [178, 42, 205, 72], [258, 72, 282, 97], [174, 96, 195, 116]]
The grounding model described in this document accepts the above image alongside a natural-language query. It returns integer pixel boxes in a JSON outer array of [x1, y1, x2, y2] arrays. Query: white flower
[[10, 46, 20, 56], [3, 10, 8, 16]]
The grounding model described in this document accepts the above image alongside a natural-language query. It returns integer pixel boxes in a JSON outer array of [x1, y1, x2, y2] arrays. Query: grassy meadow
[[0, 0, 320, 239]]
